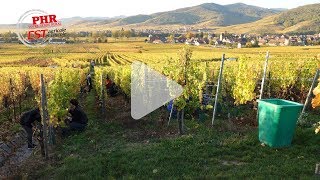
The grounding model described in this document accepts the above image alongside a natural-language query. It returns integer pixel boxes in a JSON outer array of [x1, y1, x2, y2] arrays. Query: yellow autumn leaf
[[313, 86, 320, 96], [312, 94, 320, 108]]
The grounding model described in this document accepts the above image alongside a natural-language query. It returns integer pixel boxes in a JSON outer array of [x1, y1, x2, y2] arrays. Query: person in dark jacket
[[20, 108, 41, 149], [90, 60, 95, 72], [105, 76, 117, 97], [86, 73, 93, 92], [62, 99, 88, 136]]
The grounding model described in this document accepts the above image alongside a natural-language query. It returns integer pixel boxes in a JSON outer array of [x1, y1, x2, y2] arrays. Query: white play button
[[131, 61, 183, 120]]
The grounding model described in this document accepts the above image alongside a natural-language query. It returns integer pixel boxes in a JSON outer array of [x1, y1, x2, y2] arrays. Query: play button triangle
[[131, 61, 183, 120]]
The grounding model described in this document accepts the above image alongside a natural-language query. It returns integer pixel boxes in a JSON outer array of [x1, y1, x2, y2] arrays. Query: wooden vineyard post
[[178, 48, 191, 135], [9, 78, 16, 122], [100, 74, 106, 119], [212, 54, 225, 126], [299, 69, 320, 121], [40, 74, 49, 160], [259, 51, 270, 100], [19, 95, 22, 117]]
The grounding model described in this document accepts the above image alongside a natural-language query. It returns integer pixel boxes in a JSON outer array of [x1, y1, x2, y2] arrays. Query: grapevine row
[[94, 50, 319, 110], [0, 67, 88, 126]]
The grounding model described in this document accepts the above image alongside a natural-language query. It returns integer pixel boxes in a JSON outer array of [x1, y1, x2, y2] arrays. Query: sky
[[0, 0, 319, 24]]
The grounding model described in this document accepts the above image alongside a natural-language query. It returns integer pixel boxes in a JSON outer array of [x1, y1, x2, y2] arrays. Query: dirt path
[[0, 144, 32, 178], [0, 140, 37, 178]]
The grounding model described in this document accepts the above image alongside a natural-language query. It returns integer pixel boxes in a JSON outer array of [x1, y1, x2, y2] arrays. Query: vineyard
[[1, 43, 320, 134], [90, 44, 320, 135], [0, 42, 320, 178], [93, 45, 320, 111]]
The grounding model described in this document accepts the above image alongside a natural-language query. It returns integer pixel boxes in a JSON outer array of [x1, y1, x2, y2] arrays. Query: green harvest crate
[[258, 99, 303, 148]]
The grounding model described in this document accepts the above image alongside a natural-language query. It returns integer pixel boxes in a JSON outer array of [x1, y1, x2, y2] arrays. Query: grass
[[32, 91, 320, 179]]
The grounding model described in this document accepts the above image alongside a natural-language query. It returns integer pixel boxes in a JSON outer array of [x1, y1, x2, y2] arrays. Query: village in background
[[1, 28, 320, 48]]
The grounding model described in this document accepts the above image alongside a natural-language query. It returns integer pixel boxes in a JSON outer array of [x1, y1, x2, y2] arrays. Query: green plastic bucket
[[258, 99, 303, 148]]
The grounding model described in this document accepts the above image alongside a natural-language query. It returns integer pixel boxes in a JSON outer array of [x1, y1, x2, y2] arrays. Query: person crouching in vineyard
[[62, 99, 88, 136], [20, 108, 41, 149], [90, 60, 95, 72], [86, 73, 93, 92], [106, 76, 118, 97]]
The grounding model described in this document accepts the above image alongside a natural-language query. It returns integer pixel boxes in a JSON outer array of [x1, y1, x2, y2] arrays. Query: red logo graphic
[[16, 10, 66, 47]]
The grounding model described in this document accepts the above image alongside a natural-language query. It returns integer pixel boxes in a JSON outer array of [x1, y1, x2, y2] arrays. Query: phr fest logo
[[16, 10, 67, 47]]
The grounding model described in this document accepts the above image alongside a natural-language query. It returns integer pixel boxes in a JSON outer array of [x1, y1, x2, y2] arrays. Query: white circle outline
[[16, 9, 50, 48]]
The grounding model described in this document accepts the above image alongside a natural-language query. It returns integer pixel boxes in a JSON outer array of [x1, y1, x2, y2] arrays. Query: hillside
[[1, 3, 319, 34], [60, 16, 125, 26], [217, 3, 320, 34], [73, 3, 281, 27]]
